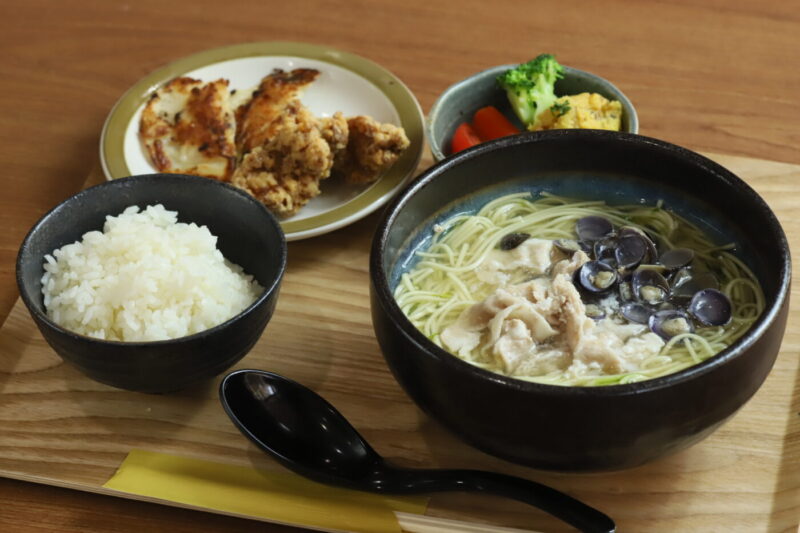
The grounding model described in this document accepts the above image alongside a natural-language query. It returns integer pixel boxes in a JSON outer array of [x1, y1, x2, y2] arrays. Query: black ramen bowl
[[16, 174, 287, 393], [370, 130, 790, 471]]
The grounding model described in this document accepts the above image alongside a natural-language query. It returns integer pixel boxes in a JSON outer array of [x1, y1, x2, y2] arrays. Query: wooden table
[[1, 1, 798, 531]]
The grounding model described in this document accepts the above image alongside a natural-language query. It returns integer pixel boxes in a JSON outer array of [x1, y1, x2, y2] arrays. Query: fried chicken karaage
[[333, 115, 410, 185], [231, 102, 339, 217]]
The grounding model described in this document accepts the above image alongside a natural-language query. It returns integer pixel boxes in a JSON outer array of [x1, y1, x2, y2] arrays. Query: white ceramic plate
[[100, 42, 424, 241]]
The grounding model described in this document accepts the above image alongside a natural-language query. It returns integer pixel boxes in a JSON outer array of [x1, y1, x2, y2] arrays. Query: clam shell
[[671, 269, 720, 301], [632, 268, 670, 304], [615, 234, 648, 269], [659, 248, 695, 270], [689, 288, 733, 326], [648, 309, 695, 340], [575, 216, 613, 242], [577, 260, 618, 293], [621, 302, 653, 324]]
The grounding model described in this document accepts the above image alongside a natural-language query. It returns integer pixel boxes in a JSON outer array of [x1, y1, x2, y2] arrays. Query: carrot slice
[[450, 122, 482, 154], [472, 106, 520, 141]]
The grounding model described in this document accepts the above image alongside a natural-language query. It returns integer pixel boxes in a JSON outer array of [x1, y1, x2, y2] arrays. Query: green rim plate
[[99, 42, 424, 240]]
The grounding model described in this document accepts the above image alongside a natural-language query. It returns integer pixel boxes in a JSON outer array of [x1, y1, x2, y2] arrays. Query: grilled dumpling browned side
[[139, 77, 236, 180], [234, 68, 320, 156]]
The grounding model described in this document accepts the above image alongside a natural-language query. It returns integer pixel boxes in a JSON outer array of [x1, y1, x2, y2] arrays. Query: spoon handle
[[384, 468, 615, 533]]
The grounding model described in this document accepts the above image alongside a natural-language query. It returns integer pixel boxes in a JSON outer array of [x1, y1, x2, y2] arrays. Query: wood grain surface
[[1, 0, 798, 532]]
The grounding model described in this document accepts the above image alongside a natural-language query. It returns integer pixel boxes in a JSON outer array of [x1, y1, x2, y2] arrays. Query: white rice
[[41, 204, 263, 342]]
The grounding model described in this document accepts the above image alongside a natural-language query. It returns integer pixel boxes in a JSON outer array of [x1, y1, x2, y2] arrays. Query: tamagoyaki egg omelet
[[532, 93, 622, 131]]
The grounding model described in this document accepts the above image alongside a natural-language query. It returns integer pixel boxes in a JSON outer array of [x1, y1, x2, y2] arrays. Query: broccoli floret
[[496, 54, 565, 129]]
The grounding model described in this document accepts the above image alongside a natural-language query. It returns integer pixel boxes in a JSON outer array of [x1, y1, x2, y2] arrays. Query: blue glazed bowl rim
[[16, 173, 288, 348], [371, 129, 791, 397]]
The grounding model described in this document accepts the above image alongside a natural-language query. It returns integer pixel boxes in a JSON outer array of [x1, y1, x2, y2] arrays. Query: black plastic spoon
[[219, 369, 615, 533]]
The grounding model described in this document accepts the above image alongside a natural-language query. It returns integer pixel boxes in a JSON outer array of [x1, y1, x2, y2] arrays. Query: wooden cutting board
[[0, 152, 798, 532]]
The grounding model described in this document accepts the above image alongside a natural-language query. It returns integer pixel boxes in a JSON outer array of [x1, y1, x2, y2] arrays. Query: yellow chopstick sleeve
[[103, 449, 428, 533]]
